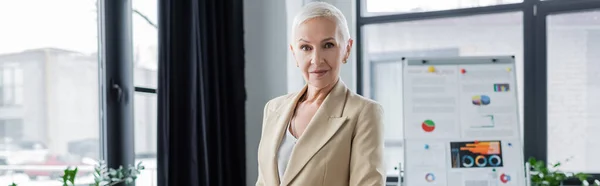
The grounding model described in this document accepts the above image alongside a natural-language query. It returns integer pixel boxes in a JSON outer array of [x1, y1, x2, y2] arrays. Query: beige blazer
[[256, 80, 385, 186]]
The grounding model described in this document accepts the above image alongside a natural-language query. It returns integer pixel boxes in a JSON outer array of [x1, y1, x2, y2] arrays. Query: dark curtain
[[157, 0, 246, 185]]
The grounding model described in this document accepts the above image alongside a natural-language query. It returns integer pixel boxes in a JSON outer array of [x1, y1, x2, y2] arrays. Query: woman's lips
[[310, 70, 328, 77]]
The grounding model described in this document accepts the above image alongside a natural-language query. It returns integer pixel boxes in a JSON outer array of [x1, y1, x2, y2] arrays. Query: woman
[[256, 2, 385, 186]]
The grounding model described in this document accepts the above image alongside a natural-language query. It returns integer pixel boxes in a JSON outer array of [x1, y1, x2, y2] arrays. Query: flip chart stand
[[525, 162, 532, 186], [397, 162, 403, 186]]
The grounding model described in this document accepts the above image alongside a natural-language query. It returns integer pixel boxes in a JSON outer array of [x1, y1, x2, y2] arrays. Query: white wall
[[244, 0, 289, 185]]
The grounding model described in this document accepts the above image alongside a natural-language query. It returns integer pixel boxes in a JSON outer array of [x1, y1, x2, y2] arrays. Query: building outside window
[[0, 0, 157, 185]]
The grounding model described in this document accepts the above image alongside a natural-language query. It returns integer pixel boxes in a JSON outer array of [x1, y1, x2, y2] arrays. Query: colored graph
[[422, 120, 435, 132], [494, 83, 510, 92], [425, 173, 435, 182], [472, 95, 491, 106], [459, 141, 501, 154], [450, 141, 504, 168], [500, 173, 511, 183], [470, 115, 495, 128]]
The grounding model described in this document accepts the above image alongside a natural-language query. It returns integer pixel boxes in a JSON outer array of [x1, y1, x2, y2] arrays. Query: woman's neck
[[303, 78, 338, 104]]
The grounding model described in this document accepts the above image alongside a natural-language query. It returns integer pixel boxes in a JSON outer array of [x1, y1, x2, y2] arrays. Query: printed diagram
[[450, 141, 503, 168], [425, 173, 436, 182], [500, 173, 511, 183], [471, 95, 491, 106], [422, 119, 436, 132], [470, 115, 495, 128], [494, 83, 510, 92]]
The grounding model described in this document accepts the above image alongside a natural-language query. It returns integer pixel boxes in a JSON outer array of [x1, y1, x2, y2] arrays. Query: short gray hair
[[291, 2, 351, 43]]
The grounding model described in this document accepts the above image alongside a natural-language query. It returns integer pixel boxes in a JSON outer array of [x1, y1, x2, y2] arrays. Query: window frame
[[0, 65, 23, 107], [98, 0, 139, 173], [355, 0, 600, 184], [99, 0, 158, 184], [533, 1, 600, 184]]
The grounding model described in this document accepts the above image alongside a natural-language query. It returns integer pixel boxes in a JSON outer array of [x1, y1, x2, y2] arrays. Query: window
[[361, 0, 522, 16], [132, 0, 158, 185], [0, 0, 100, 184], [0, 65, 24, 106], [547, 9, 600, 173], [361, 12, 524, 175], [133, 0, 158, 89], [134, 92, 157, 185], [359, 0, 600, 183]]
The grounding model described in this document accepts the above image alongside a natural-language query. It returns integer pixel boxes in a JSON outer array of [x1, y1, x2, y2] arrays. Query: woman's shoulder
[[264, 92, 299, 113], [346, 91, 382, 109]]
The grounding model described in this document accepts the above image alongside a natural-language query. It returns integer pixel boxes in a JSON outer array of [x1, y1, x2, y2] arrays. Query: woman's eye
[[324, 42, 335, 48], [300, 45, 312, 51]]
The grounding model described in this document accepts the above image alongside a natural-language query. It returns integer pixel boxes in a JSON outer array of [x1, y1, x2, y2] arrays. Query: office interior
[[0, 0, 598, 185]]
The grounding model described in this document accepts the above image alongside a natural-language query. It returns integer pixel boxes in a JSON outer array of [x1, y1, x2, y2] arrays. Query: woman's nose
[[310, 50, 323, 64], [310, 59, 324, 64]]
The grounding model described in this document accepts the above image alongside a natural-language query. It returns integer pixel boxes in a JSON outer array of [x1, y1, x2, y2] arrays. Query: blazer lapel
[[281, 79, 349, 185], [263, 86, 307, 185]]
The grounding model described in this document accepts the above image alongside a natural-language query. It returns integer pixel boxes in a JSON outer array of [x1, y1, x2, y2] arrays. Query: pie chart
[[500, 173, 511, 183], [425, 173, 435, 182], [472, 95, 491, 106], [422, 119, 435, 132]]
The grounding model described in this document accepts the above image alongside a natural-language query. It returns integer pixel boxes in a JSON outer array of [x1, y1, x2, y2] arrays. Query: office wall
[[244, 0, 289, 185]]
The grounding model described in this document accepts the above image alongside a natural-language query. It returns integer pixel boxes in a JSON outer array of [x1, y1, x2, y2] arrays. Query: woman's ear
[[344, 39, 354, 60], [290, 44, 298, 67]]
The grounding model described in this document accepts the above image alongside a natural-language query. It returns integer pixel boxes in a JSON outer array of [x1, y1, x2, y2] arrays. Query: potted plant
[[528, 157, 599, 186], [10, 160, 144, 186]]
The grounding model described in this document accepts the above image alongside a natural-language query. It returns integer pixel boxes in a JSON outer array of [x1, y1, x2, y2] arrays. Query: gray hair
[[291, 2, 351, 44]]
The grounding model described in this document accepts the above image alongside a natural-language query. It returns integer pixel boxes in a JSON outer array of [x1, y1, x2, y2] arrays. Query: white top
[[277, 122, 297, 180]]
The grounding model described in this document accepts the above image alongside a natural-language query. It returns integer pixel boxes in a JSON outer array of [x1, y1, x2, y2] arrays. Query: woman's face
[[291, 17, 353, 89]]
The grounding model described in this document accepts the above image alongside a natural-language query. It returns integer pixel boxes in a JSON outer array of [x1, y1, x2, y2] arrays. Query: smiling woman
[[291, 16, 352, 90], [256, 2, 385, 186]]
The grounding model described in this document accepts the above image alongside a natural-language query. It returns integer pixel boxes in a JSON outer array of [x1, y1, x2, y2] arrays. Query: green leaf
[[109, 169, 117, 176], [552, 162, 561, 168], [575, 172, 590, 181], [70, 167, 78, 184], [583, 179, 593, 186], [9, 183, 17, 186], [535, 160, 545, 169], [94, 176, 103, 183]]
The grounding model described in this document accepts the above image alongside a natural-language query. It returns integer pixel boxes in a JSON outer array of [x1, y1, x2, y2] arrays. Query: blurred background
[[0, 0, 599, 185]]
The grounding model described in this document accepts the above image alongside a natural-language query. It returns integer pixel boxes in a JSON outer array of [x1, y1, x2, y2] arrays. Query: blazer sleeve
[[255, 171, 264, 186], [255, 100, 271, 186], [349, 102, 386, 186]]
